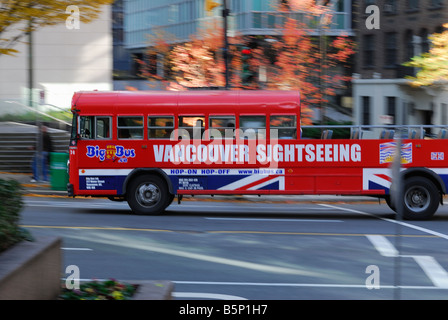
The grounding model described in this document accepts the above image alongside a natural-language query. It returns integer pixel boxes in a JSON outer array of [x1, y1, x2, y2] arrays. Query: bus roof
[[71, 90, 301, 115]]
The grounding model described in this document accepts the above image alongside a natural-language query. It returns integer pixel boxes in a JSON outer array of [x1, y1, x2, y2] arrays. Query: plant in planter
[[0, 179, 33, 253], [59, 279, 138, 300]]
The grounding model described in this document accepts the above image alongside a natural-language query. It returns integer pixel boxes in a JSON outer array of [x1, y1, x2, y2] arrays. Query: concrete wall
[[0, 237, 62, 300]]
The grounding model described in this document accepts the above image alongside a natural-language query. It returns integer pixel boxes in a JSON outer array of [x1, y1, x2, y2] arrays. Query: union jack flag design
[[363, 168, 393, 194], [431, 152, 445, 160], [363, 168, 448, 195], [165, 168, 285, 191]]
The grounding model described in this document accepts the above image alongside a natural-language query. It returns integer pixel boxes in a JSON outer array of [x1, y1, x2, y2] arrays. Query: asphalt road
[[20, 196, 448, 300]]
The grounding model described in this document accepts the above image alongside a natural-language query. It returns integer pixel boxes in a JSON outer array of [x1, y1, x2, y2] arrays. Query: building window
[[384, 0, 398, 14], [363, 34, 375, 68], [404, 30, 414, 62], [420, 29, 430, 53], [384, 32, 397, 67], [429, 0, 443, 9], [407, 0, 419, 11], [362, 96, 371, 125], [386, 97, 396, 125]]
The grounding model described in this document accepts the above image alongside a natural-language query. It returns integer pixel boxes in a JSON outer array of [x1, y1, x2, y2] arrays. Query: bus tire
[[401, 176, 439, 220], [126, 174, 171, 215], [385, 196, 396, 212]]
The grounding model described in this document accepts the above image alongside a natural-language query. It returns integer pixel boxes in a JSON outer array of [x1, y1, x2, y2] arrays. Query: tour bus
[[68, 90, 448, 220]]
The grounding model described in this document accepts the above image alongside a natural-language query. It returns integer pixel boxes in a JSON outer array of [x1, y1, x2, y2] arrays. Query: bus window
[[270, 115, 296, 139], [80, 116, 94, 139], [209, 116, 235, 140], [148, 116, 174, 139], [96, 117, 111, 139], [79, 116, 111, 139], [240, 115, 266, 139], [179, 116, 205, 140], [118, 116, 144, 139]]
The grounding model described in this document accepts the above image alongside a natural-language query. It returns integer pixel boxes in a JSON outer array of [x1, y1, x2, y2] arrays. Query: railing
[[301, 124, 448, 140], [4, 101, 71, 126]]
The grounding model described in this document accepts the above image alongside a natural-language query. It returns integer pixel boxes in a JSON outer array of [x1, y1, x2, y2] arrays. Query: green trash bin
[[50, 152, 69, 191]]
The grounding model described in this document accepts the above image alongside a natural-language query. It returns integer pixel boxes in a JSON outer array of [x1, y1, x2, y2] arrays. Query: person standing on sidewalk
[[31, 126, 54, 182]]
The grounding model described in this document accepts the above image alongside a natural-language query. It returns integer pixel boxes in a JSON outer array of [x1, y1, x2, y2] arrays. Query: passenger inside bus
[[162, 121, 173, 138]]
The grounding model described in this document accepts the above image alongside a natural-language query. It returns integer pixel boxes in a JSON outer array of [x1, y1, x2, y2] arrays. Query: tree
[[264, 0, 355, 125], [134, 1, 354, 125], [0, 0, 112, 56], [403, 24, 448, 87], [137, 21, 243, 90], [136, 29, 175, 89], [169, 23, 226, 89]]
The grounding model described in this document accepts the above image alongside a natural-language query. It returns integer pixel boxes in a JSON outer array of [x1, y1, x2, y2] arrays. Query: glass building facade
[[124, 0, 353, 51]]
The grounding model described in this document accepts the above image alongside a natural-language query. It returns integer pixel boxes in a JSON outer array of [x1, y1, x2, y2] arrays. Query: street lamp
[[222, 0, 230, 89]]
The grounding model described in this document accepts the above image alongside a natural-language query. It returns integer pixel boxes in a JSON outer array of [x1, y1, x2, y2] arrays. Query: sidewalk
[[0, 171, 378, 203], [0, 172, 67, 197]]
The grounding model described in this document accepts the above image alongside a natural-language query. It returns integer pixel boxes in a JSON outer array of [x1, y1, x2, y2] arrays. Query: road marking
[[365, 235, 399, 257], [71, 279, 448, 290], [172, 292, 247, 300], [366, 235, 448, 288], [20, 224, 438, 238], [410, 256, 448, 288], [66, 232, 322, 277], [319, 204, 448, 240], [24, 202, 114, 208], [21, 225, 173, 233], [205, 218, 342, 222], [173, 280, 448, 290], [320, 205, 448, 288], [24, 199, 329, 212], [61, 247, 93, 251]]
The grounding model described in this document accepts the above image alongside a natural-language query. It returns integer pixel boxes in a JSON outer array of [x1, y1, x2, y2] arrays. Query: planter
[[132, 280, 174, 300], [0, 236, 62, 300], [59, 279, 174, 300], [0, 235, 174, 300]]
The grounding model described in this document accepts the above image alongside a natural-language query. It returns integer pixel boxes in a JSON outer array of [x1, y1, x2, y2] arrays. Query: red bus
[[68, 90, 448, 220]]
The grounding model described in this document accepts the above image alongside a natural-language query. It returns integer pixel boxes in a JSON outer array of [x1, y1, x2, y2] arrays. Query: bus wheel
[[127, 175, 170, 215], [385, 196, 396, 212], [402, 176, 439, 220]]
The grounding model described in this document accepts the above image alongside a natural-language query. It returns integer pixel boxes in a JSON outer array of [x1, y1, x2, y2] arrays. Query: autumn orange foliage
[[136, 3, 355, 125]]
